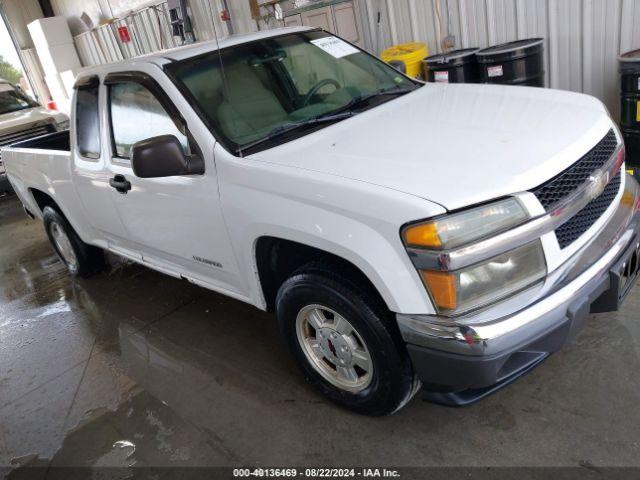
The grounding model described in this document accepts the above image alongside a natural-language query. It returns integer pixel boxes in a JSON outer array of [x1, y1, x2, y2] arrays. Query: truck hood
[[0, 107, 66, 134], [252, 83, 614, 211]]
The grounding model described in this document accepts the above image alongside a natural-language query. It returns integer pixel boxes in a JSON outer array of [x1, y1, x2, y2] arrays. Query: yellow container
[[381, 42, 429, 79]]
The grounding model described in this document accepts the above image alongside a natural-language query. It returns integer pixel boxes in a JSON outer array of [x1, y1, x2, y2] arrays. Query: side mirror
[[131, 135, 204, 178]]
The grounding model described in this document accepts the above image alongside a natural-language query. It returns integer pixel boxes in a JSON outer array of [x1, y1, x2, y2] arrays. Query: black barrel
[[622, 128, 640, 167], [619, 49, 640, 167], [619, 49, 640, 129], [476, 38, 545, 87], [423, 48, 480, 84]]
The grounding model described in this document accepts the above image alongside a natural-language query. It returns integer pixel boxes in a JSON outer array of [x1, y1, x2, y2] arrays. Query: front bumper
[[398, 174, 640, 404]]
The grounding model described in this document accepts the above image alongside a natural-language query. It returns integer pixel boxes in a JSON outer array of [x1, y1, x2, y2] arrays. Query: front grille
[[0, 123, 55, 164], [555, 172, 622, 248], [532, 129, 618, 210], [530, 129, 621, 249]]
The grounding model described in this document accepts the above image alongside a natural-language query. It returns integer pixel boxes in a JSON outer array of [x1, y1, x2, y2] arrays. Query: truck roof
[[76, 26, 315, 78]]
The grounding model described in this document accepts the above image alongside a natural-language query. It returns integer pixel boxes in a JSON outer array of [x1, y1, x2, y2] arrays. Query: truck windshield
[[166, 30, 419, 155], [0, 84, 38, 115]]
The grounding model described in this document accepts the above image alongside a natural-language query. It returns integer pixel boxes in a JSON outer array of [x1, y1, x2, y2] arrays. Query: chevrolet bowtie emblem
[[587, 169, 609, 199]]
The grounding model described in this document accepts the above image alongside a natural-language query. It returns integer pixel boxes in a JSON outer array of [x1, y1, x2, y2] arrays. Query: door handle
[[109, 174, 132, 194]]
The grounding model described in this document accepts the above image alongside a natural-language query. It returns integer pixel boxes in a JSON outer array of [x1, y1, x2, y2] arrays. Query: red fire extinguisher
[[118, 26, 131, 43]]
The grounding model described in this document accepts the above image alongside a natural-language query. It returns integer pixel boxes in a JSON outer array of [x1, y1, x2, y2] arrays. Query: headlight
[[402, 198, 547, 316], [420, 241, 547, 315], [403, 198, 528, 249], [57, 120, 70, 130]]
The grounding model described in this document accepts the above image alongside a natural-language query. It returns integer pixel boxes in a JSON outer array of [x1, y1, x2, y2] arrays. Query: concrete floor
[[1, 193, 640, 474]]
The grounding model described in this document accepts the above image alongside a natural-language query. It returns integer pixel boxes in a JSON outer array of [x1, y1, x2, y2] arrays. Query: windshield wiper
[[236, 87, 414, 156], [328, 87, 415, 115], [237, 111, 354, 156]]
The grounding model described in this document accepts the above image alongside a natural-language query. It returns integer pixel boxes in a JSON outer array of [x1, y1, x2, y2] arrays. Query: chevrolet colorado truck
[[0, 79, 68, 194], [3, 27, 640, 415]]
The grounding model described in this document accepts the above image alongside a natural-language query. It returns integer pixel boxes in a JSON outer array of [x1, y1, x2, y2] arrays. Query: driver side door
[[103, 68, 245, 299]]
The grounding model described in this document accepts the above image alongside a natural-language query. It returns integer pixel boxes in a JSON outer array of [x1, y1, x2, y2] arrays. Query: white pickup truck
[[4, 27, 640, 415], [0, 78, 69, 193]]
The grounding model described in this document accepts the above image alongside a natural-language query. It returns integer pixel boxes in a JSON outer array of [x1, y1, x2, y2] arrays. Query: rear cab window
[[75, 78, 101, 160]]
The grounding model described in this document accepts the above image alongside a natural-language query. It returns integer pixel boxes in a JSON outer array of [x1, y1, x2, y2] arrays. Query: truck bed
[[9, 130, 70, 151], [2, 130, 73, 220]]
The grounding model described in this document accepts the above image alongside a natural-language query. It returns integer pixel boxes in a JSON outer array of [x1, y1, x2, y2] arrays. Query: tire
[[42, 206, 104, 278], [276, 261, 419, 416]]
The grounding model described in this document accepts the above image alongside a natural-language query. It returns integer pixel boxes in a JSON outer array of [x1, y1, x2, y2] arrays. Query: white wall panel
[[20, 47, 50, 103], [189, 0, 229, 42], [71, 0, 183, 66], [96, 24, 125, 62], [456, 0, 489, 49], [0, 0, 44, 48], [49, 0, 104, 35], [74, 31, 107, 65], [620, 0, 640, 54], [583, 0, 622, 116], [112, 18, 140, 58], [486, 0, 517, 45]]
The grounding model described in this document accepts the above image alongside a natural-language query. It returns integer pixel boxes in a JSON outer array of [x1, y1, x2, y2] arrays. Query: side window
[[109, 81, 188, 159], [76, 85, 101, 159]]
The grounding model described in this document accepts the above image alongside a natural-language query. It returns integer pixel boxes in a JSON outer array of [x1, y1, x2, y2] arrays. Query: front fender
[[217, 151, 445, 314]]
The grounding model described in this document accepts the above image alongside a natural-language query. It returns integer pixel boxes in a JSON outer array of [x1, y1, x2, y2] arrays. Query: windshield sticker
[[311, 37, 359, 59]]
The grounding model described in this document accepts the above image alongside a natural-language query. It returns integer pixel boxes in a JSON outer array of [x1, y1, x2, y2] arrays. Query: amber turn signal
[[421, 270, 457, 310], [403, 222, 441, 248]]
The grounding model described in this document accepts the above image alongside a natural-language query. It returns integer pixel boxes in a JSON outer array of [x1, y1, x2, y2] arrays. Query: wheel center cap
[[317, 328, 352, 365], [327, 338, 337, 357]]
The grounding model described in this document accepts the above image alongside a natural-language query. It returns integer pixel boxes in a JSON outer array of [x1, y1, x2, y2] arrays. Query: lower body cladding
[[398, 174, 640, 406]]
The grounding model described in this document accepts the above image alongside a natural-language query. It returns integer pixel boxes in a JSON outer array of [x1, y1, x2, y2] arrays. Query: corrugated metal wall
[[72, 0, 254, 66], [74, 1, 181, 65], [356, 0, 638, 118], [67, 0, 640, 118]]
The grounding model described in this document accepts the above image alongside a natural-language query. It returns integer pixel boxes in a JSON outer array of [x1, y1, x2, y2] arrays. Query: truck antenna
[[211, 9, 231, 109]]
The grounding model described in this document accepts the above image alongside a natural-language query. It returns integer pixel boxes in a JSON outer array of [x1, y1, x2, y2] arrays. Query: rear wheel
[[43, 206, 104, 278], [276, 262, 419, 416]]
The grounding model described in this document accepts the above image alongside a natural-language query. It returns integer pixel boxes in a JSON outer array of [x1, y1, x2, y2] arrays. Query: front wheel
[[276, 263, 419, 416], [43, 206, 104, 278]]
